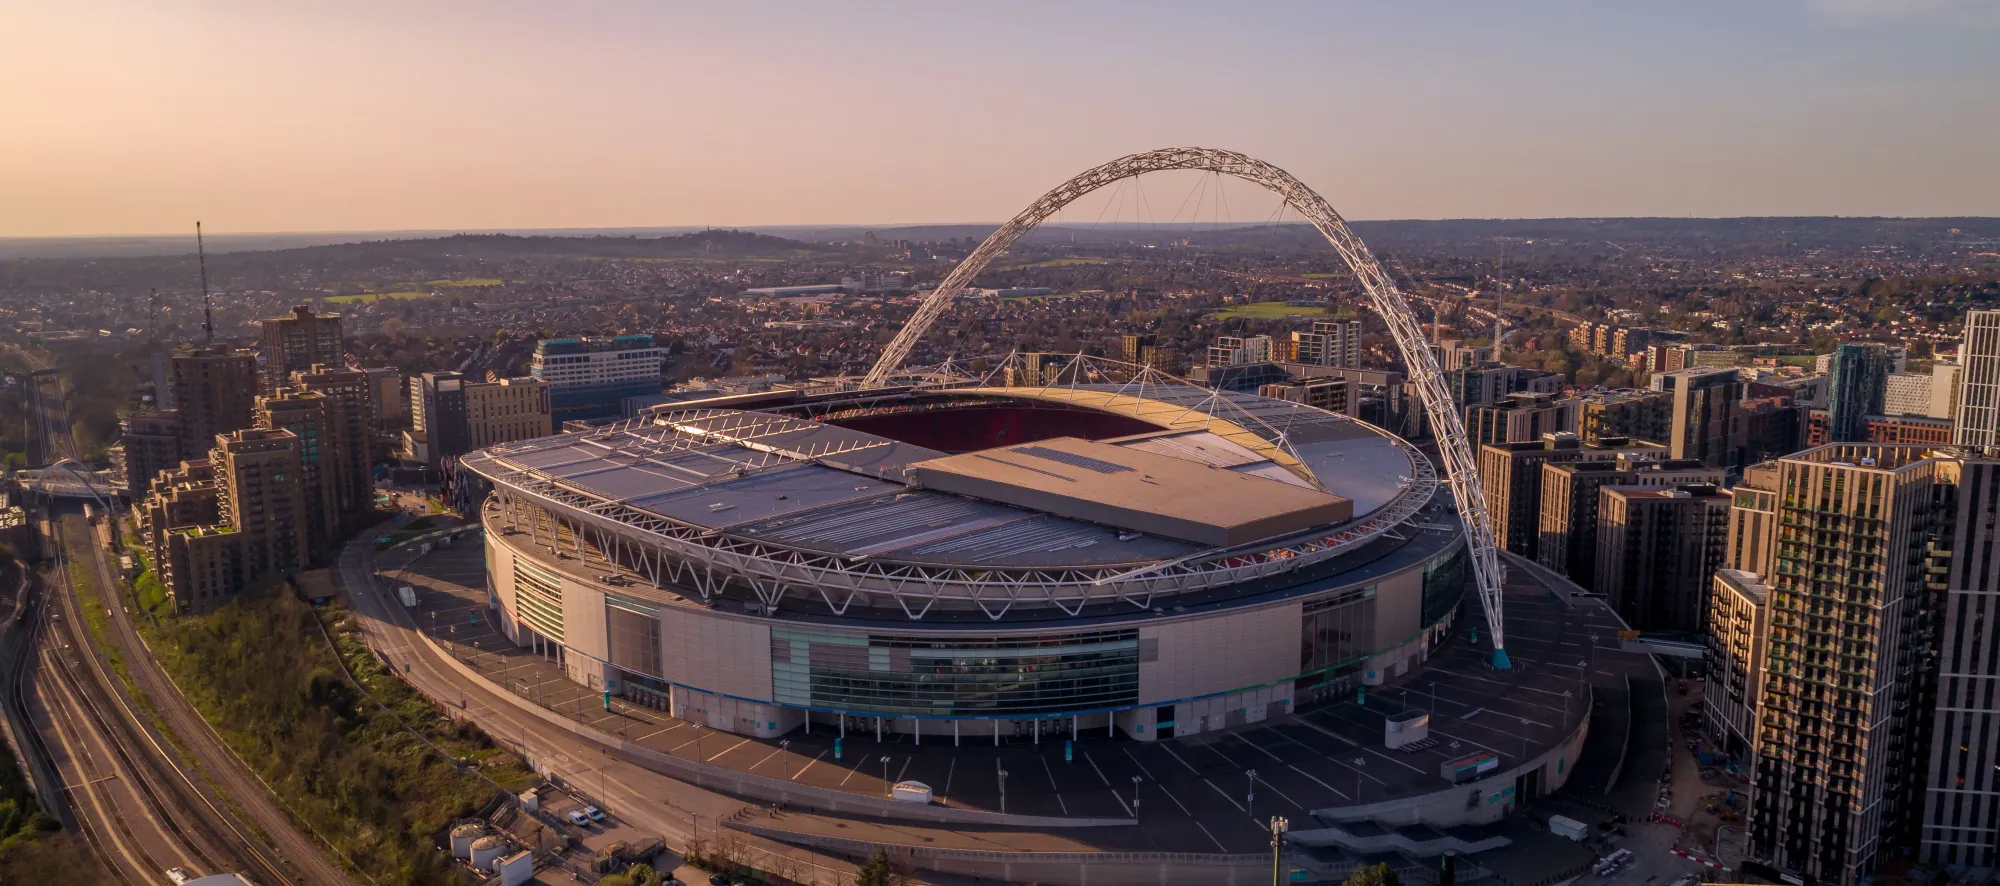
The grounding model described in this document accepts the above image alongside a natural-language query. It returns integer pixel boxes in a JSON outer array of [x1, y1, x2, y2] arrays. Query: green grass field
[[1214, 301, 1331, 319], [1001, 257, 1109, 270], [325, 291, 436, 304], [1774, 354, 1818, 367], [1300, 272, 1348, 279], [420, 278, 503, 287]]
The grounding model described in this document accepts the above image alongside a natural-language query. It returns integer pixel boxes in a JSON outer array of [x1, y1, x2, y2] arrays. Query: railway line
[[6, 346, 354, 885]]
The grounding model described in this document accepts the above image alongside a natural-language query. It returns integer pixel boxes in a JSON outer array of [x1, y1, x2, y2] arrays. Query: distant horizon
[[5, 3, 1995, 237], [9, 213, 2000, 244]]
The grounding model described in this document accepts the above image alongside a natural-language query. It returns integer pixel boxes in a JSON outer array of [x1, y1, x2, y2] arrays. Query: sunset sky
[[3, 0, 1996, 237]]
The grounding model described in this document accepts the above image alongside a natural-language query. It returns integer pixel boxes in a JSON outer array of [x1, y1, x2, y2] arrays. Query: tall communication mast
[[197, 221, 215, 343]]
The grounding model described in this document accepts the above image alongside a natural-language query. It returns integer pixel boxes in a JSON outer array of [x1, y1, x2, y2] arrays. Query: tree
[[1342, 862, 1402, 886], [855, 848, 896, 886]]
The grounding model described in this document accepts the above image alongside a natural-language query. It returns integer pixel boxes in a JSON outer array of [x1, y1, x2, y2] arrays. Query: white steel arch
[[863, 147, 1512, 665]]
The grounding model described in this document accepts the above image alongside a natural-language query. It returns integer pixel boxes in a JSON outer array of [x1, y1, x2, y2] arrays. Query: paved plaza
[[376, 529, 1619, 856]]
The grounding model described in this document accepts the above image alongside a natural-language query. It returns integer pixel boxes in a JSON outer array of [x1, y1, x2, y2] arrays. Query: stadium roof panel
[[911, 436, 1354, 547]]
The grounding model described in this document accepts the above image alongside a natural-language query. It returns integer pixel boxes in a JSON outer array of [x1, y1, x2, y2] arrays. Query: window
[[769, 627, 1139, 716]]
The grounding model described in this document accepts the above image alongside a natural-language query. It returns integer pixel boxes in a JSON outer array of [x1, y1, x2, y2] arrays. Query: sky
[[2, 0, 1997, 237]]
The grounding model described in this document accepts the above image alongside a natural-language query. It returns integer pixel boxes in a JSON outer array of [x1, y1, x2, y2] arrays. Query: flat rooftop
[[912, 437, 1353, 546]]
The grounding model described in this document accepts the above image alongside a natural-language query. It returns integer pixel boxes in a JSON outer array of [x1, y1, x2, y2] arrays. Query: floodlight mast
[[861, 147, 1510, 665]]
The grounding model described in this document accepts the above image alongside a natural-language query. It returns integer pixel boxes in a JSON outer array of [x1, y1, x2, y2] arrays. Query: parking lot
[[381, 531, 1610, 854]]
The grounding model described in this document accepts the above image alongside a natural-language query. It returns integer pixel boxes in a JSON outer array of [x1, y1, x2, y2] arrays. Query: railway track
[[42, 515, 291, 884]]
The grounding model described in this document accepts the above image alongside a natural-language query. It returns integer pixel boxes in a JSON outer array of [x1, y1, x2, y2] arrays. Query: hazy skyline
[[4, 0, 1997, 238]]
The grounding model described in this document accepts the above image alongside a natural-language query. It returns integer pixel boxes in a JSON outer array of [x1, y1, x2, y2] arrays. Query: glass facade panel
[[1422, 540, 1470, 627], [769, 627, 1139, 716], [513, 557, 565, 641], [606, 594, 662, 677]]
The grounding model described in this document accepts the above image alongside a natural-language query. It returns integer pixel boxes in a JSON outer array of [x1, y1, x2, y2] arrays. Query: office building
[[112, 410, 182, 498], [1578, 389, 1674, 446], [258, 306, 344, 394], [1294, 320, 1362, 368], [464, 376, 553, 449], [1466, 392, 1577, 446], [1750, 444, 1944, 884], [254, 390, 339, 558], [1825, 343, 1893, 443], [170, 344, 259, 462], [1884, 372, 1935, 418], [291, 364, 376, 515], [1594, 484, 1729, 633], [1653, 367, 1745, 470], [1478, 434, 1668, 560], [531, 334, 664, 425]]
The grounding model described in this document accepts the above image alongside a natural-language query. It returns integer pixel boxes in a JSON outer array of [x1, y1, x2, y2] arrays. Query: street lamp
[[1131, 775, 1142, 814], [880, 756, 891, 797], [693, 724, 705, 762], [999, 769, 1009, 815], [779, 740, 792, 782], [1247, 768, 1258, 819], [1269, 816, 1289, 886]]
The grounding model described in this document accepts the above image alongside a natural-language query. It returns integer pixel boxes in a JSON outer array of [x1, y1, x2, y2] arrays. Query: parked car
[[567, 810, 591, 826], [583, 805, 605, 822]]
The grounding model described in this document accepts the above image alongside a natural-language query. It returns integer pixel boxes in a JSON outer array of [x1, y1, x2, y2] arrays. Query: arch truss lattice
[[863, 147, 1511, 665]]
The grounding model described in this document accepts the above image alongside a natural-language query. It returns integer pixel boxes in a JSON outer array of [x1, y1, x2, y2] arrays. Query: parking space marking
[[1285, 763, 1347, 801], [1120, 746, 1159, 783], [943, 758, 955, 797], [1157, 742, 1206, 777], [632, 724, 676, 743], [1202, 777, 1246, 813], [838, 762, 863, 787], [747, 746, 785, 775], [895, 757, 912, 785], [706, 737, 751, 763], [1083, 751, 1111, 787], [1194, 821, 1227, 853], [1230, 730, 1287, 763], [1039, 757, 1068, 815], [792, 750, 827, 783], [1254, 775, 1304, 811]]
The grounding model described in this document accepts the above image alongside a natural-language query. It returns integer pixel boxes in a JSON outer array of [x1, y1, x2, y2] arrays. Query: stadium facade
[[459, 369, 1472, 743]]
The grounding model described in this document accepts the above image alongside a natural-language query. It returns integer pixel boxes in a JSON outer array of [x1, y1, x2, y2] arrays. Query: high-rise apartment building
[[1465, 391, 1578, 446], [465, 376, 553, 449], [1653, 367, 1745, 470], [255, 390, 339, 558], [170, 344, 258, 462], [1207, 335, 1275, 369], [1294, 320, 1362, 368], [1750, 444, 1943, 884], [531, 334, 663, 425], [258, 306, 344, 394], [112, 410, 182, 497], [410, 371, 469, 465], [143, 429, 309, 613], [1120, 333, 1155, 365], [1826, 344, 1893, 443], [1708, 568, 1772, 759], [1478, 434, 1668, 560], [214, 428, 310, 586], [1958, 310, 2000, 449], [1447, 364, 1561, 410], [291, 364, 376, 514], [1919, 456, 2000, 868], [1594, 484, 1730, 633], [1578, 389, 1674, 446], [1257, 377, 1359, 416], [1537, 457, 1723, 584], [361, 365, 406, 425]]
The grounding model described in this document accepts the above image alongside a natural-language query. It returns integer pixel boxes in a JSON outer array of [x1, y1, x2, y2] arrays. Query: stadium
[[459, 358, 1478, 747]]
